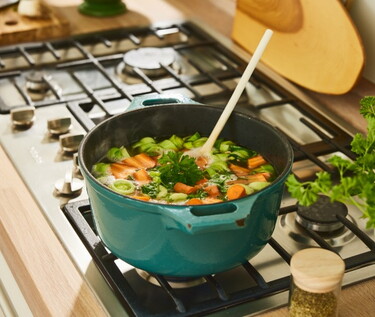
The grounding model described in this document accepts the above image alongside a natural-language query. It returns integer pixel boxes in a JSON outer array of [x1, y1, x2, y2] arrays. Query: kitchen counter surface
[[0, 0, 374, 316]]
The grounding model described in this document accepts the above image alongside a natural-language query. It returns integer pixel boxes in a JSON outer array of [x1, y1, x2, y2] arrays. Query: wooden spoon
[[187, 29, 273, 159]]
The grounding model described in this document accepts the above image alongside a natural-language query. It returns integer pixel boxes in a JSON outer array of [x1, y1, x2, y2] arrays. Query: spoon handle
[[200, 29, 273, 155]]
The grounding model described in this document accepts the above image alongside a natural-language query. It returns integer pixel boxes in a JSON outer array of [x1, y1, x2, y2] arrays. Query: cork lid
[[290, 248, 345, 293]]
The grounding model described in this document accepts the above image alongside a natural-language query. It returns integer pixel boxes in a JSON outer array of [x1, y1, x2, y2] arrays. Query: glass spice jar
[[288, 248, 345, 317]]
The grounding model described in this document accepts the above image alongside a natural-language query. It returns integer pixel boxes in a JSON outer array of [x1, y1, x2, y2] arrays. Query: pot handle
[[160, 197, 257, 234], [127, 93, 200, 111]]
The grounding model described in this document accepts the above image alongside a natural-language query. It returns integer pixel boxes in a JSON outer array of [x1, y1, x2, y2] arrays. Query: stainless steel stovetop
[[0, 20, 374, 316]]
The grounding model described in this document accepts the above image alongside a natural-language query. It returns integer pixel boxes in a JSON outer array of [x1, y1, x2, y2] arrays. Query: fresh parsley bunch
[[286, 96, 375, 229], [157, 151, 204, 189]]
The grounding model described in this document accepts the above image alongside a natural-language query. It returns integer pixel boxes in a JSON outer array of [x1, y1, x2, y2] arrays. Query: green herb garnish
[[286, 96, 375, 229], [157, 151, 204, 189]]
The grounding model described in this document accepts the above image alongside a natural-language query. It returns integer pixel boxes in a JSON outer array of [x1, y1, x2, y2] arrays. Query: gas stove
[[0, 21, 374, 316]]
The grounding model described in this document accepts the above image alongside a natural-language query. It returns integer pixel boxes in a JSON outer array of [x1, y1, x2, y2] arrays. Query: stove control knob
[[59, 133, 84, 153], [47, 117, 72, 135], [10, 106, 36, 129], [55, 169, 83, 196]]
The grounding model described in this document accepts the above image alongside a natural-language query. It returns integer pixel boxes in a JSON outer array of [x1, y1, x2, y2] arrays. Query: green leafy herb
[[286, 96, 375, 229], [157, 151, 204, 189]]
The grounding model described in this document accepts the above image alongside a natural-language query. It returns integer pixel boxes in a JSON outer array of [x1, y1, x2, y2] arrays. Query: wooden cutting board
[[0, 4, 69, 45], [232, 0, 365, 94]]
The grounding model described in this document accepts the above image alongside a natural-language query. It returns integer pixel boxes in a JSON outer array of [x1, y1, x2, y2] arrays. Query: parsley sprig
[[286, 96, 375, 229], [157, 151, 204, 189]]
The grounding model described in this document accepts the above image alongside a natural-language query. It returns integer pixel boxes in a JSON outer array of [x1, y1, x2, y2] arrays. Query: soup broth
[[91, 132, 276, 205]]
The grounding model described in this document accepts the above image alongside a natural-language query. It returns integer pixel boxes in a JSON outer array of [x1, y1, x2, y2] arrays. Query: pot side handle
[[160, 198, 256, 234], [127, 93, 200, 111]]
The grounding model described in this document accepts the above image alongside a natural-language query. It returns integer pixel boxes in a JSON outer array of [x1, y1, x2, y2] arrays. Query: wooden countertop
[[1, 0, 374, 316]]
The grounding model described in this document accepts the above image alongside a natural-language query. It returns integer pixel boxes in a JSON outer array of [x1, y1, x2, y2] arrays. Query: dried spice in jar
[[288, 248, 345, 317]]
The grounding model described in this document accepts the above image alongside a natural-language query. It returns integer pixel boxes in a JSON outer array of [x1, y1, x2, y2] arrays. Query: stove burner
[[116, 47, 178, 82], [136, 269, 206, 289], [296, 195, 348, 232], [279, 196, 355, 247]]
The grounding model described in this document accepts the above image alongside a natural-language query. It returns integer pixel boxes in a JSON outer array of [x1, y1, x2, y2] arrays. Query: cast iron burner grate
[[62, 200, 375, 317]]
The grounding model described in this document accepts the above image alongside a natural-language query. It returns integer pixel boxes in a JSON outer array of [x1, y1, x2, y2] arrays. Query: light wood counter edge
[[0, 145, 108, 316]]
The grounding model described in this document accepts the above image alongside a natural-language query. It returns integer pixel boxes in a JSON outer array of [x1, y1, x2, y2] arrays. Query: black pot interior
[[80, 104, 292, 178]]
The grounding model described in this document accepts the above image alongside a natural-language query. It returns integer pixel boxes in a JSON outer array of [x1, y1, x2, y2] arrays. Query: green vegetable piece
[[92, 163, 111, 177], [248, 181, 270, 191], [169, 193, 188, 202], [169, 135, 184, 150], [183, 141, 193, 149], [212, 153, 230, 162], [253, 164, 275, 174], [106, 146, 130, 162], [184, 132, 201, 142], [109, 179, 135, 195], [193, 137, 208, 148], [159, 139, 178, 151], [132, 137, 156, 149], [219, 140, 235, 152], [209, 160, 230, 173], [156, 185, 168, 199]]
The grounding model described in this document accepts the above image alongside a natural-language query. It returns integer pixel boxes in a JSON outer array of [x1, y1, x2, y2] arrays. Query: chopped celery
[[248, 181, 270, 191], [193, 137, 208, 148], [169, 193, 188, 202], [132, 137, 156, 149], [212, 153, 230, 162], [184, 132, 201, 142], [169, 135, 184, 150], [109, 179, 135, 195], [183, 141, 193, 149], [209, 160, 230, 173], [219, 140, 235, 152], [253, 164, 275, 174], [159, 139, 178, 151], [156, 185, 168, 199], [106, 146, 130, 162], [92, 163, 111, 177]]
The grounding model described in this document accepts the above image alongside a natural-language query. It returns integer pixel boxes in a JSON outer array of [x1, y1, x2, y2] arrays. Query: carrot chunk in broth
[[229, 163, 250, 177], [248, 155, 267, 169], [186, 198, 203, 205], [133, 169, 151, 184], [174, 182, 197, 194], [110, 163, 137, 179], [227, 184, 247, 200]]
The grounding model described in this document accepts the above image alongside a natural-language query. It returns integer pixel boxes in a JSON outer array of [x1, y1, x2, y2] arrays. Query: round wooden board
[[232, 0, 365, 94]]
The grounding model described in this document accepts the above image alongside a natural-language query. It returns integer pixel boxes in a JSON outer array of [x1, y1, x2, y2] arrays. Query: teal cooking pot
[[78, 94, 293, 277]]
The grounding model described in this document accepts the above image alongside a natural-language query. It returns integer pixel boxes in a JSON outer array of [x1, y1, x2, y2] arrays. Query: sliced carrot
[[204, 185, 220, 197], [247, 155, 267, 169], [174, 182, 197, 194], [110, 163, 137, 179], [195, 156, 208, 169], [122, 156, 145, 168], [227, 184, 247, 200], [134, 153, 156, 168], [186, 198, 203, 205], [229, 163, 250, 177], [131, 195, 151, 201], [247, 173, 267, 183], [133, 168, 151, 184], [202, 197, 224, 204]]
